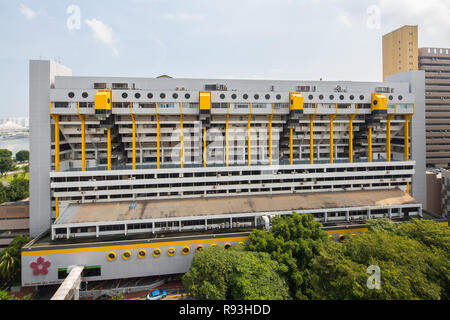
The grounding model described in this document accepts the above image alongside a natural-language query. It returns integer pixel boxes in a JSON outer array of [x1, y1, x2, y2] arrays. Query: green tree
[[310, 228, 448, 299], [0, 157, 13, 177], [0, 290, 32, 300], [248, 213, 327, 299], [15, 150, 29, 163], [5, 177, 29, 202], [111, 292, 125, 300], [0, 149, 12, 159], [0, 235, 32, 284], [183, 245, 290, 300]]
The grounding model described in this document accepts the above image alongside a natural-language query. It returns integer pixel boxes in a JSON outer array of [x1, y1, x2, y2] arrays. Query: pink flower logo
[[30, 257, 51, 276]]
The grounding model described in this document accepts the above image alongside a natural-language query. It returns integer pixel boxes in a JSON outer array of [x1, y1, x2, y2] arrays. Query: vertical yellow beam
[[107, 128, 111, 170], [180, 103, 183, 168], [80, 115, 86, 171], [55, 197, 59, 219], [203, 127, 206, 167], [269, 103, 274, 165], [368, 127, 372, 162], [386, 114, 394, 162], [226, 103, 229, 167], [290, 128, 293, 164], [329, 114, 336, 163], [310, 114, 315, 164], [53, 114, 60, 172], [348, 114, 355, 163], [130, 102, 136, 170], [156, 103, 160, 169], [248, 104, 252, 166], [404, 114, 412, 161]]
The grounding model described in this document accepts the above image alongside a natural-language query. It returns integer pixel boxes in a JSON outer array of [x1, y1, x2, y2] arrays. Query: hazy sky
[[0, 0, 449, 117]]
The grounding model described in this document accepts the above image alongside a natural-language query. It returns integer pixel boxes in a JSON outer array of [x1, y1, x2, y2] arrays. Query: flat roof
[[56, 188, 418, 225]]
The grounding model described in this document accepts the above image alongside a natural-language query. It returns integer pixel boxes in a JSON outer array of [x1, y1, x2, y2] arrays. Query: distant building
[[0, 200, 29, 250], [419, 48, 450, 168], [382, 25, 418, 81], [426, 171, 443, 215], [442, 170, 450, 218]]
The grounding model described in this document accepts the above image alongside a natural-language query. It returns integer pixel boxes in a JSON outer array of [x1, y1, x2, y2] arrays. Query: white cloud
[[162, 13, 202, 21], [378, 0, 450, 38], [84, 19, 120, 57], [337, 11, 352, 28], [20, 3, 36, 20]]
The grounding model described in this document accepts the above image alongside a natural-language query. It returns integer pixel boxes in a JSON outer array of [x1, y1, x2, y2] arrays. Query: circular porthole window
[[135, 93, 141, 99], [160, 93, 166, 99], [389, 95, 393, 100], [373, 100, 378, 105], [276, 94, 281, 100], [172, 93, 178, 99], [153, 248, 161, 257], [254, 94, 259, 100], [123, 250, 132, 260], [329, 95, 334, 100], [138, 249, 147, 258], [68, 92, 75, 98], [308, 94, 313, 100], [82, 92, 88, 98], [243, 94, 248, 100], [196, 245, 204, 252], [107, 252, 116, 261], [182, 246, 190, 255], [339, 95, 344, 100], [338, 234, 346, 242], [319, 94, 324, 100], [224, 243, 231, 250], [167, 247, 176, 256], [265, 94, 270, 100], [122, 92, 128, 99], [210, 244, 217, 248], [359, 95, 364, 100], [398, 95, 403, 100], [185, 93, 190, 99], [231, 94, 237, 100], [349, 95, 354, 100], [147, 93, 153, 99], [220, 94, 225, 99]]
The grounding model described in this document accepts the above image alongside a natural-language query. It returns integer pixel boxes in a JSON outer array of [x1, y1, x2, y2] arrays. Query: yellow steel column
[[310, 114, 315, 164], [368, 127, 372, 162], [248, 104, 252, 166], [226, 103, 229, 167], [329, 114, 336, 164], [55, 197, 59, 219], [203, 127, 206, 167], [156, 103, 160, 169], [290, 128, 293, 165], [77, 102, 86, 171], [348, 114, 356, 163], [131, 102, 136, 170], [180, 103, 183, 168], [386, 114, 394, 161], [404, 114, 412, 161], [269, 103, 274, 165], [53, 114, 60, 172], [107, 128, 111, 170]]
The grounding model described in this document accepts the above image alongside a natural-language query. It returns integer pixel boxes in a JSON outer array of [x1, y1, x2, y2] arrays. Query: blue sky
[[1, 0, 449, 118]]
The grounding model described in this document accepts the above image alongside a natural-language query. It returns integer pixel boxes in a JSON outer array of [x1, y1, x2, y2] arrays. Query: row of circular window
[[106, 242, 242, 261], [67, 91, 404, 101]]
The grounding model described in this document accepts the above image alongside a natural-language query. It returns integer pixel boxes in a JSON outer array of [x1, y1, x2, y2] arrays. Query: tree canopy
[[15, 150, 29, 163], [0, 235, 32, 286], [182, 244, 290, 300]]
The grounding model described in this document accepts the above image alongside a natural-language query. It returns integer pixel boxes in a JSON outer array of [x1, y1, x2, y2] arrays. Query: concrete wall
[[29, 61, 72, 237], [387, 70, 426, 209]]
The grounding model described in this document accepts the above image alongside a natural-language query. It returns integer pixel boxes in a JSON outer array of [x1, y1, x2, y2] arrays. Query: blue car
[[146, 289, 168, 300]]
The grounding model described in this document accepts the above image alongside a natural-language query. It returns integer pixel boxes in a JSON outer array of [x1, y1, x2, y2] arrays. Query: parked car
[[146, 289, 168, 300]]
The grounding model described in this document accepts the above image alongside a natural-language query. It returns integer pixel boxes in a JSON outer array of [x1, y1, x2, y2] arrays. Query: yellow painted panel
[[289, 92, 304, 111], [199, 91, 211, 110], [371, 93, 387, 111], [95, 90, 112, 110]]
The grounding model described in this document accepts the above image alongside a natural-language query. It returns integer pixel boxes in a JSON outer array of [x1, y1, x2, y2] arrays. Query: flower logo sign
[[30, 257, 51, 276]]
